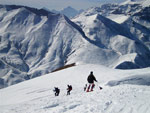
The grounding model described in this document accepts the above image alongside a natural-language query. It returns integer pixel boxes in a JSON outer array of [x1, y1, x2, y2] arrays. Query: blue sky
[[0, 0, 125, 10]]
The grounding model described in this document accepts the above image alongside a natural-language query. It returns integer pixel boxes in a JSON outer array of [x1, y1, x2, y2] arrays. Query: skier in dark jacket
[[67, 85, 72, 95], [87, 71, 97, 83], [86, 71, 97, 92], [53, 87, 60, 96]]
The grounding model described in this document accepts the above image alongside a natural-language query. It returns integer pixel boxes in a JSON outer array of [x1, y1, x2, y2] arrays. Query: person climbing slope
[[53, 87, 60, 96], [67, 85, 72, 95], [86, 71, 97, 92]]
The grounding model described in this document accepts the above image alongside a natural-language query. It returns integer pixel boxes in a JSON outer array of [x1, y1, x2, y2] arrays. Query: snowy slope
[[121, 0, 150, 7], [122, 6, 150, 49], [107, 14, 130, 24], [0, 64, 150, 113], [121, 0, 145, 5]]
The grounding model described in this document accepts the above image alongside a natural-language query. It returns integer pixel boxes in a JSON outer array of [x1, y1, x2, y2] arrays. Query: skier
[[53, 87, 60, 96], [86, 71, 97, 92], [67, 85, 72, 95]]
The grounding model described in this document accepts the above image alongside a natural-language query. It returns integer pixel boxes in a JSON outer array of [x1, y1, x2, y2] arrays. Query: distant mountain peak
[[50, 6, 83, 18], [64, 6, 75, 10], [60, 6, 79, 18]]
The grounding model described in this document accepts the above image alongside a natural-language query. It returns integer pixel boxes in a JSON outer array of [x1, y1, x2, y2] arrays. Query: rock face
[[0, 3, 150, 88]]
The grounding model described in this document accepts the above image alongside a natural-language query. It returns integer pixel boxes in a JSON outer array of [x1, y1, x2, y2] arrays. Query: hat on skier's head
[[90, 71, 93, 74]]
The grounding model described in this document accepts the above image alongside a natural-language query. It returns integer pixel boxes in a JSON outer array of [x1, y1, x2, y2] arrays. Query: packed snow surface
[[107, 14, 129, 24], [1, 64, 150, 113]]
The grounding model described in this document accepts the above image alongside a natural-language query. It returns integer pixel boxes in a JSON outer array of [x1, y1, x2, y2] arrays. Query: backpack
[[70, 85, 72, 90], [68, 85, 72, 91]]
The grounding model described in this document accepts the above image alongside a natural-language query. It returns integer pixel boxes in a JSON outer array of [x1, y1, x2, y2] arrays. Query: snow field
[[1, 64, 150, 113]]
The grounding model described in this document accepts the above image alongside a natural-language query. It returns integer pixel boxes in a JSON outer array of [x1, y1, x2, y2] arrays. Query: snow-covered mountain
[[1, 64, 150, 113], [72, 2, 150, 68], [50, 6, 83, 18], [72, 13, 150, 67], [0, 3, 150, 88], [60, 6, 80, 18], [73, 3, 143, 19], [0, 5, 87, 88]]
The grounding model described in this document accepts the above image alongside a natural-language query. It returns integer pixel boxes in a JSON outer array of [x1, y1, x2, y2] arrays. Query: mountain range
[[0, 0, 150, 88]]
